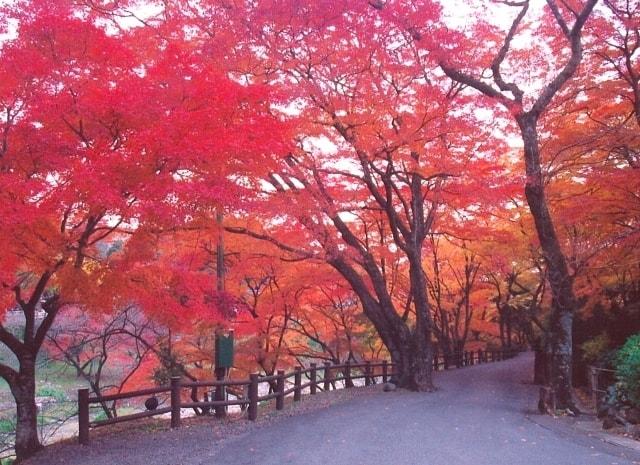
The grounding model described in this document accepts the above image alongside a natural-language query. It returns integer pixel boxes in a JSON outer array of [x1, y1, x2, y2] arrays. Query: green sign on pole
[[215, 332, 234, 369]]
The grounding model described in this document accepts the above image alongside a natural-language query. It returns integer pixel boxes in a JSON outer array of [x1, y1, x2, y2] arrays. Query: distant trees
[[46, 307, 158, 419], [427, 238, 482, 360]]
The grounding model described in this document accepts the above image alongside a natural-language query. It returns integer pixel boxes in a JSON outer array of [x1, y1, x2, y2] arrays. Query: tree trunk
[[11, 356, 43, 461], [343, 366, 355, 388], [368, 310, 434, 391], [518, 114, 576, 410], [390, 332, 434, 391], [437, 340, 454, 369], [533, 347, 549, 385], [506, 315, 513, 348], [404, 252, 435, 391], [549, 310, 574, 408], [330, 257, 435, 392]]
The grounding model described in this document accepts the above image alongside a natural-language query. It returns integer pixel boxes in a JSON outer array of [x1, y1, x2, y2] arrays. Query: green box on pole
[[215, 333, 234, 369]]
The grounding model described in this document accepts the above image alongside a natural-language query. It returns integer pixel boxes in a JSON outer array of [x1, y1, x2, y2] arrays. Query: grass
[[93, 407, 137, 423], [0, 344, 130, 445], [36, 386, 68, 402], [0, 419, 14, 434], [0, 359, 81, 422]]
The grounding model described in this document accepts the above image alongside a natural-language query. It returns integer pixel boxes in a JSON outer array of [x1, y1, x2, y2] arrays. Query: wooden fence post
[[215, 380, 226, 418], [590, 366, 598, 407], [310, 363, 317, 395], [345, 361, 352, 388], [276, 370, 285, 410], [365, 361, 372, 386], [248, 373, 259, 421], [170, 376, 181, 428], [323, 362, 331, 391], [294, 367, 302, 402], [78, 388, 90, 445], [382, 360, 388, 383]]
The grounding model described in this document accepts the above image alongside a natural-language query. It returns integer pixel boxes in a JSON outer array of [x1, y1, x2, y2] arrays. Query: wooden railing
[[77, 347, 520, 444], [588, 365, 616, 406]]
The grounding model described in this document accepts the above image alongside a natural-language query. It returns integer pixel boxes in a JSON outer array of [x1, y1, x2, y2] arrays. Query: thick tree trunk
[[330, 256, 435, 392], [367, 309, 434, 391], [533, 347, 549, 385], [390, 333, 434, 391], [518, 114, 576, 410], [404, 252, 435, 391], [549, 311, 574, 408], [11, 356, 43, 461]]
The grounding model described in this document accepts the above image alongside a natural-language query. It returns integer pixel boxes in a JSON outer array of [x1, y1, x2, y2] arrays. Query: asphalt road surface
[[27, 352, 640, 465], [213, 352, 640, 465]]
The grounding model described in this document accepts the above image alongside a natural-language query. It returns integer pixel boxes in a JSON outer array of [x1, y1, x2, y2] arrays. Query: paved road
[[213, 352, 640, 465]]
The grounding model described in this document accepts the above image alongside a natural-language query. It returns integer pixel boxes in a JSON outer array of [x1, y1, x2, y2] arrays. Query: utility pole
[[214, 208, 228, 417]]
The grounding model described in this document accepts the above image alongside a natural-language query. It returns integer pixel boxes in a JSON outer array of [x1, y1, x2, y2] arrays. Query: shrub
[[36, 386, 67, 402], [581, 333, 613, 366], [601, 382, 630, 413], [93, 411, 108, 423], [615, 334, 640, 406], [0, 418, 15, 433]]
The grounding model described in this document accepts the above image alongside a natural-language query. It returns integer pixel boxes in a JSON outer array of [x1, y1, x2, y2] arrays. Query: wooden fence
[[77, 347, 520, 444], [588, 365, 616, 406]]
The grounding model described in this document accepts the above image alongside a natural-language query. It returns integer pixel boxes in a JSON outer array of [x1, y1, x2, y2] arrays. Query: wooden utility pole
[[214, 208, 227, 416], [216, 209, 225, 292]]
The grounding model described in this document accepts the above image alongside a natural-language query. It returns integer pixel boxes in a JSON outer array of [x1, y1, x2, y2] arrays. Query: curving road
[[212, 352, 640, 465], [27, 352, 640, 465]]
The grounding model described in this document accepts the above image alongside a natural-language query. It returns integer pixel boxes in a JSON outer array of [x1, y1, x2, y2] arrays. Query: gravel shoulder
[[26, 353, 640, 465]]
